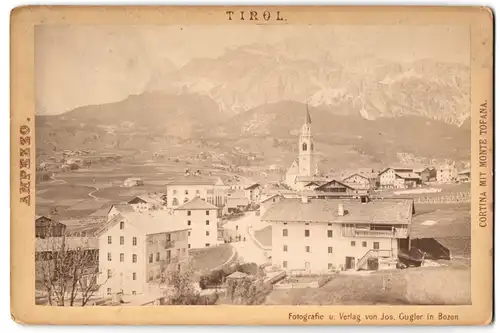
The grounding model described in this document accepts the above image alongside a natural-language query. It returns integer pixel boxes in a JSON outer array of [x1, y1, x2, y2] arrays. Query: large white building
[[173, 197, 219, 249], [165, 176, 228, 214], [96, 210, 189, 297], [261, 196, 413, 274]]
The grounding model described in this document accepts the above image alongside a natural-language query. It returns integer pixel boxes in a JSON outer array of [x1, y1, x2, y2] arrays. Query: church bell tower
[[298, 106, 314, 177]]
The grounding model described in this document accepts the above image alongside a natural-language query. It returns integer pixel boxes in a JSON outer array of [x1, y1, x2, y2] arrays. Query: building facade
[[96, 211, 189, 296], [437, 166, 458, 183], [173, 197, 219, 249], [262, 197, 413, 274], [165, 176, 228, 214], [342, 173, 371, 190]]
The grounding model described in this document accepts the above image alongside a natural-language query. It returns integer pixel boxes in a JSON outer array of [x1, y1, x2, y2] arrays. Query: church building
[[284, 107, 327, 190]]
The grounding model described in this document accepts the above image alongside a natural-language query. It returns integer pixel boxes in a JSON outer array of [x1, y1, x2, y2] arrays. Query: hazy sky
[[35, 25, 470, 115]]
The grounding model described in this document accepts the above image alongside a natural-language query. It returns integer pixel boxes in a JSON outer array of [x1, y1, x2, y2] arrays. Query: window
[[107, 288, 111, 295], [107, 269, 112, 278], [283, 229, 288, 237], [187, 211, 191, 216], [156, 252, 160, 262], [185, 190, 189, 195], [132, 237, 137, 246], [172, 198, 178, 206], [188, 231, 191, 237], [131, 254, 137, 263], [149, 254, 153, 263], [328, 263, 333, 270], [350, 241, 356, 247], [108, 236, 112, 244], [328, 246, 333, 254], [206, 231, 210, 236], [302, 143, 307, 151], [132, 291, 136, 295], [188, 244, 191, 249], [187, 220, 191, 226], [327, 230, 333, 238], [373, 242, 380, 250], [120, 253, 124, 262], [182, 248, 186, 255], [120, 236, 124, 245], [283, 261, 288, 268], [205, 243, 210, 247], [283, 222, 287, 225], [120, 222, 124, 230], [305, 230, 310, 237], [362, 241, 367, 247], [173, 190, 177, 195], [206, 220, 210, 225], [305, 223, 310, 226], [107, 252, 112, 261], [206, 210, 209, 216], [283, 245, 288, 252], [305, 246, 311, 253]]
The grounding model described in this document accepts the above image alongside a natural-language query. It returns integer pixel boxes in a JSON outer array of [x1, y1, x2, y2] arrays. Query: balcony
[[343, 228, 408, 238]]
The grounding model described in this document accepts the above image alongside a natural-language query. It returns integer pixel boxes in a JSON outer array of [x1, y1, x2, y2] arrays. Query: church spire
[[305, 104, 312, 125]]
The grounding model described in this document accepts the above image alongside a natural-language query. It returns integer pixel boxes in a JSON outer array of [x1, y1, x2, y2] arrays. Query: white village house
[[261, 196, 414, 274]]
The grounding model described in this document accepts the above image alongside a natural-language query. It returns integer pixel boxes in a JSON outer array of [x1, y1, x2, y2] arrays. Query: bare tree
[[36, 219, 106, 306]]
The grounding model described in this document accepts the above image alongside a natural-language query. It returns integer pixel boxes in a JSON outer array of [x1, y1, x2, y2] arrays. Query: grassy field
[[254, 225, 272, 247], [265, 263, 470, 305], [35, 159, 237, 220], [189, 244, 234, 271]]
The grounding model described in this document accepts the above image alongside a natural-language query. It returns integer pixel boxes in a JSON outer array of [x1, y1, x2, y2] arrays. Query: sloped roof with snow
[[261, 198, 414, 225], [175, 197, 218, 210]]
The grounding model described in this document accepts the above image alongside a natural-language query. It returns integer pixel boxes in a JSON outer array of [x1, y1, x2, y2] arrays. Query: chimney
[[338, 203, 345, 216]]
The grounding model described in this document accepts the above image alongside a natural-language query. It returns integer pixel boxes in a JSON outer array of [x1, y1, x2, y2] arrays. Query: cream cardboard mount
[[10, 5, 493, 325]]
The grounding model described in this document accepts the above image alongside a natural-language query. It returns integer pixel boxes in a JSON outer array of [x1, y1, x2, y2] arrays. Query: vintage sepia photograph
[[32, 22, 474, 308]]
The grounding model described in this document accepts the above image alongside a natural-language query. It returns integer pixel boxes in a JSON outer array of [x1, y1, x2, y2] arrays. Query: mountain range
[[145, 44, 470, 125], [35, 44, 471, 168]]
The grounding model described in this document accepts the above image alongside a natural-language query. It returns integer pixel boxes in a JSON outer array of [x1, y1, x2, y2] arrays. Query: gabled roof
[[260, 193, 284, 204], [395, 172, 420, 180], [167, 176, 221, 186], [35, 215, 65, 227], [458, 169, 471, 175], [96, 211, 189, 237], [245, 183, 261, 190], [127, 195, 165, 206], [315, 179, 355, 191], [175, 197, 218, 210], [342, 173, 370, 181], [109, 204, 135, 215], [261, 198, 414, 225]]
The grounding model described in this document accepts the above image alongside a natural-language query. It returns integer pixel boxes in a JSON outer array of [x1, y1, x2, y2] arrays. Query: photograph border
[[10, 5, 493, 325]]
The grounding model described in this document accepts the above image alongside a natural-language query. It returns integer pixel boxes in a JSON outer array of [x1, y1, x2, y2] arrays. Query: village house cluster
[[35, 107, 469, 304]]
